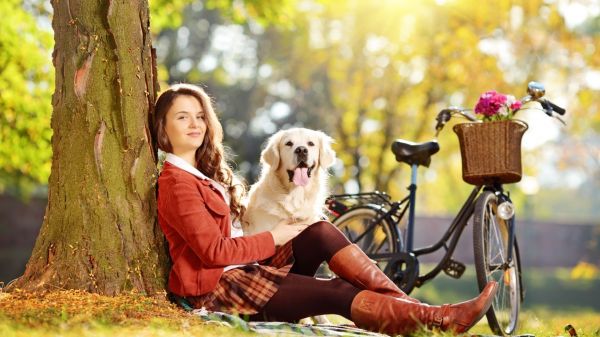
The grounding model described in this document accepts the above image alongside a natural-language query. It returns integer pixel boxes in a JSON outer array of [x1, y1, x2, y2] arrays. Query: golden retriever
[[243, 128, 337, 324], [242, 127, 336, 236]]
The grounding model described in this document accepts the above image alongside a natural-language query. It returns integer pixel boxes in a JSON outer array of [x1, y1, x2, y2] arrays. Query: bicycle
[[323, 82, 566, 336]]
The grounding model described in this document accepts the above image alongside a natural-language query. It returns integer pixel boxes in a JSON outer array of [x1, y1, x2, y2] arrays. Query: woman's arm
[[161, 179, 276, 267]]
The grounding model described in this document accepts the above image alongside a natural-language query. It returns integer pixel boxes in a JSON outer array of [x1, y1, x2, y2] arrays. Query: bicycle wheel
[[333, 205, 399, 255], [472, 191, 521, 336], [317, 205, 399, 278]]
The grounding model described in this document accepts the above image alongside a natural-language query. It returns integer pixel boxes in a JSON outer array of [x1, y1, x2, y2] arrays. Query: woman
[[151, 83, 498, 335]]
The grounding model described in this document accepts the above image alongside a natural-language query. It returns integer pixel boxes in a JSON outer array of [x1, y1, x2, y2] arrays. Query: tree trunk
[[10, 0, 168, 295]]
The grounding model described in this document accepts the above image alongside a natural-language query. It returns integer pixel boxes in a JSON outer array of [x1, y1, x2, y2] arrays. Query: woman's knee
[[299, 221, 349, 248], [304, 221, 339, 239]]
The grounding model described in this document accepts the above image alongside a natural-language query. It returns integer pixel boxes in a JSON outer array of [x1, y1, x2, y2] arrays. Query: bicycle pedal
[[443, 259, 466, 279]]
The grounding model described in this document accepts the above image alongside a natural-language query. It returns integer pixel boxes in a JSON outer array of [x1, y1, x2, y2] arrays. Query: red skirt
[[187, 241, 294, 315]]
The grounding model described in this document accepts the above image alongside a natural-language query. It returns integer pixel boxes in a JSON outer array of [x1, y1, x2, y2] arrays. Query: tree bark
[[10, 0, 168, 295]]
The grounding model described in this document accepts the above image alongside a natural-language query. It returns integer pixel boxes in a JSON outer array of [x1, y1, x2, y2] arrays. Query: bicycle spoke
[[486, 202, 511, 327], [487, 263, 503, 271], [485, 204, 508, 270], [344, 228, 356, 243], [374, 236, 386, 253], [334, 208, 395, 257]]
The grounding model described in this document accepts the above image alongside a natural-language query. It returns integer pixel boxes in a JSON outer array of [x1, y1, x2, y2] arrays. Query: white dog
[[242, 127, 336, 236], [243, 128, 336, 325]]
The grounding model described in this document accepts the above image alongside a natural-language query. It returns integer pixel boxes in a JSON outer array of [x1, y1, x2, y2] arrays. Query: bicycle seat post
[[406, 163, 418, 252]]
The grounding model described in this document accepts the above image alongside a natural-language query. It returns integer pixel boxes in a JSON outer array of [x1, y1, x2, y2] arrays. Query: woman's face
[[164, 95, 207, 157]]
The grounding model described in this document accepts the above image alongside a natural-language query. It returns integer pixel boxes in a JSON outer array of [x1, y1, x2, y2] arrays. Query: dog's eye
[[285, 141, 293, 147], [307, 141, 315, 147]]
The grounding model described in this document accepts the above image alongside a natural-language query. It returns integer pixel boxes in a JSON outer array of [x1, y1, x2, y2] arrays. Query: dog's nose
[[295, 146, 308, 158]]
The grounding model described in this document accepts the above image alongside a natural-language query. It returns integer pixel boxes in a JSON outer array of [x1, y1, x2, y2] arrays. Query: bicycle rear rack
[[326, 192, 393, 217]]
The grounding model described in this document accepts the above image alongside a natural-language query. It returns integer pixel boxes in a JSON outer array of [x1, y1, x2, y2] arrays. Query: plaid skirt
[[187, 240, 295, 315]]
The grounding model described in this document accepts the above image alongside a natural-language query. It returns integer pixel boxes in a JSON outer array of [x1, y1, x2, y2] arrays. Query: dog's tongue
[[293, 167, 309, 186]]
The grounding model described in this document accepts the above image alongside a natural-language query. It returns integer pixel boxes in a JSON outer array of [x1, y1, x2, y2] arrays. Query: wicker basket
[[453, 120, 528, 185]]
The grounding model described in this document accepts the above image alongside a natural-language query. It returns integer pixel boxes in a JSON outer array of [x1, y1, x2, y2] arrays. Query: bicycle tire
[[333, 205, 400, 255], [472, 191, 521, 336], [317, 205, 400, 279]]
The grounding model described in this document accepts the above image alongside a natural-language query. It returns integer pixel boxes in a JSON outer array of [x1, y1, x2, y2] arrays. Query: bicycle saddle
[[391, 139, 440, 167]]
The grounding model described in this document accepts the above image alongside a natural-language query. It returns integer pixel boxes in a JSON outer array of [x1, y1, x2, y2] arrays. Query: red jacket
[[157, 162, 276, 296]]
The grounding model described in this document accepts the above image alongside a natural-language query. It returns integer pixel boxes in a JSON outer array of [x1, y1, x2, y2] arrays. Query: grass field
[[410, 265, 600, 312], [410, 265, 600, 336], [1, 266, 599, 337]]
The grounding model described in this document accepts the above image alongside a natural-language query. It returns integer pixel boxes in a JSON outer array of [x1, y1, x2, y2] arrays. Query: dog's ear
[[261, 131, 282, 169], [317, 131, 336, 168]]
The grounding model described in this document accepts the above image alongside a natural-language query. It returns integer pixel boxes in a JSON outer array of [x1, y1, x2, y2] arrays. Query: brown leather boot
[[328, 244, 419, 303], [350, 281, 498, 335]]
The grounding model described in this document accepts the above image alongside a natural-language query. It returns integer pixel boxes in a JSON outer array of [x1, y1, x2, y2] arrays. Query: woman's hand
[[269, 220, 308, 246]]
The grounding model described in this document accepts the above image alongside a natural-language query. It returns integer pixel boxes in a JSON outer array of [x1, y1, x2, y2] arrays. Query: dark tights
[[251, 221, 361, 322]]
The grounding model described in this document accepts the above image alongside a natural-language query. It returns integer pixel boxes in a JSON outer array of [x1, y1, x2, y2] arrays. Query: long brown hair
[[151, 83, 246, 221]]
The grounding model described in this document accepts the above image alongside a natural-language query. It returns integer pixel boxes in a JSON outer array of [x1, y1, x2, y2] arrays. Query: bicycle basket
[[453, 120, 528, 185]]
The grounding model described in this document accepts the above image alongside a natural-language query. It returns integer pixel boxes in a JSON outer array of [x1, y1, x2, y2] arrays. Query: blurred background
[[1, 0, 599, 313]]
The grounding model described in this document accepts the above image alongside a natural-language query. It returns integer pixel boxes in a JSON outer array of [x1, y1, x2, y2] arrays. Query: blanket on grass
[[173, 295, 533, 337], [192, 308, 387, 337], [171, 292, 385, 336]]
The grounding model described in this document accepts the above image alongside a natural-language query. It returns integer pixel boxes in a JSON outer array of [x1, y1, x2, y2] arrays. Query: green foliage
[[153, 0, 600, 219], [150, 0, 294, 32], [205, 0, 295, 27], [4, 0, 600, 217], [0, 0, 297, 199], [150, 0, 195, 32], [0, 0, 53, 197]]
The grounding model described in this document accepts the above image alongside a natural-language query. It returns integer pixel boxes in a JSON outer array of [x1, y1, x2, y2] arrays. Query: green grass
[[0, 319, 255, 337], [0, 290, 256, 337], [410, 265, 600, 311], [1, 266, 599, 337], [409, 265, 600, 336]]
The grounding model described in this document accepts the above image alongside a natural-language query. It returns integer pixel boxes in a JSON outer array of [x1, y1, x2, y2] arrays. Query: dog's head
[[261, 128, 336, 187]]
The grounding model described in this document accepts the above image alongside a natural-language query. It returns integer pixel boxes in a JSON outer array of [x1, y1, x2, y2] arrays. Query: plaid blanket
[[172, 294, 526, 337], [170, 291, 386, 336], [192, 308, 387, 337]]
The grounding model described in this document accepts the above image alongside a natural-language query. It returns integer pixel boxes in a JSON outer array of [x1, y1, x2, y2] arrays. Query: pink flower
[[474, 91, 507, 117], [474, 90, 522, 121]]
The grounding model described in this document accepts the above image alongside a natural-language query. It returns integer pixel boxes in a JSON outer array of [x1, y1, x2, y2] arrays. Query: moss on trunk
[[12, 0, 168, 295]]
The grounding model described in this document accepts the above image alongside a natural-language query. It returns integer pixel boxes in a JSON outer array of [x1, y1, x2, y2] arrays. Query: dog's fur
[[242, 127, 336, 236], [242, 128, 336, 325]]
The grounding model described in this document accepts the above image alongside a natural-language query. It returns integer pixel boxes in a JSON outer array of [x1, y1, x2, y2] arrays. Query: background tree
[[0, 0, 53, 197], [155, 0, 600, 219]]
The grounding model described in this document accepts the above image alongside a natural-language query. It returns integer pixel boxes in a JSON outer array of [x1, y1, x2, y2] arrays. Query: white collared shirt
[[165, 153, 246, 270]]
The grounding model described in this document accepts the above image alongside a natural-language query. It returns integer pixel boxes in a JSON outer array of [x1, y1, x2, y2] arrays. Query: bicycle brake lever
[[461, 111, 478, 121], [539, 100, 554, 117], [545, 99, 566, 115], [435, 110, 452, 127], [539, 100, 567, 125], [553, 113, 567, 126], [434, 109, 452, 135]]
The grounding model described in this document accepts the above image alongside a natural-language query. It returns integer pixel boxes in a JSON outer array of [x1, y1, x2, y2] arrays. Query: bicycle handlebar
[[542, 99, 566, 115], [434, 81, 566, 136], [520, 81, 566, 116]]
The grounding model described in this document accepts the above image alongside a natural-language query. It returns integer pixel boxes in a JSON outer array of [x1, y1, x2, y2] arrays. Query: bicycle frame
[[332, 164, 517, 289], [402, 163, 483, 286], [408, 165, 519, 287]]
